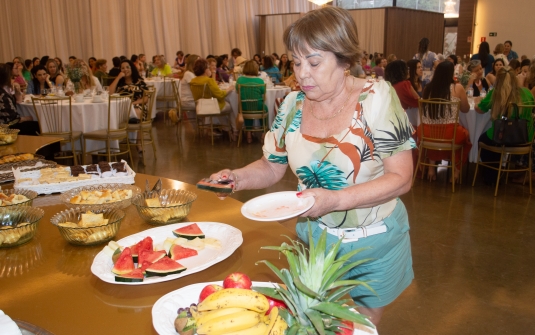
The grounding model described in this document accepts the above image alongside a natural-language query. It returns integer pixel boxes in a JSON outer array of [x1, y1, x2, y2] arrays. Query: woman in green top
[[13, 57, 30, 83], [475, 67, 534, 183], [151, 55, 173, 77], [236, 60, 267, 143]]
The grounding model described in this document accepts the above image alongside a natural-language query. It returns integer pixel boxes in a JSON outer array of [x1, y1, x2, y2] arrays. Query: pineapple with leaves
[[254, 224, 375, 335]]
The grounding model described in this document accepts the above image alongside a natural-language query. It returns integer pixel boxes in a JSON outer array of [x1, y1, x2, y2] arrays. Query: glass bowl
[[0, 189, 38, 208], [0, 129, 20, 145], [50, 207, 125, 246], [0, 206, 45, 248], [59, 184, 141, 210], [131, 189, 197, 226]]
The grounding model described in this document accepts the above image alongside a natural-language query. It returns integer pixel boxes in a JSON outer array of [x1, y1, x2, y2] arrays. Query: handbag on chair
[[196, 84, 221, 115], [492, 103, 528, 145]]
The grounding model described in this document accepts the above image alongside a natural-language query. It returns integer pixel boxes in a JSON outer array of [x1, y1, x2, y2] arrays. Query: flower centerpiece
[[459, 70, 472, 89], [254, 223, 375, 334], [65, 64, 85, 94]]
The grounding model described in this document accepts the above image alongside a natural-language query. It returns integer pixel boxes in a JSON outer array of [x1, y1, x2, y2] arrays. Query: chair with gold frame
[[236, 83, 268, 147], [169, 80, 196, 141], [412, 98, 463, 192], [155, 77, 176, 124], [189, 83, 231, 145], [82, 93, 134, 166], [31, 96, 83, 165], [472, 103, 534, 196], [127, 87, 157, 166]]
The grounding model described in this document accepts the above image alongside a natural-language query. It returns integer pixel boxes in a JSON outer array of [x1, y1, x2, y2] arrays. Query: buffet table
[[0, 174, 299, 335], [0, 135, 62, 156]]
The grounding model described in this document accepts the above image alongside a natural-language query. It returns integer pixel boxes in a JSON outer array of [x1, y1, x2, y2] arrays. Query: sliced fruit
[[145, 256, 186, 277], [139, 260, 152, 273], [172, 223, 205, 240], [169, 245, 198, 260], [131, 236, 154, 263], [115, 268, 144, 283], [138, 249, 166, 265], [112, 247, 135, 275], [111, 247, 122, 264]]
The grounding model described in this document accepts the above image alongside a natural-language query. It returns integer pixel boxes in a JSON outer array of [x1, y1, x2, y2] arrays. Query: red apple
[[198, 284, 223, 303], [222, 272, 252, 289], [265, 296, 287, 315], [335, 320, 354, 335]]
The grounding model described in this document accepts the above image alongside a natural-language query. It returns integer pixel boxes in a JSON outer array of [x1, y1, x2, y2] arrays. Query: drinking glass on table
[[371, 71, 376, 79], [40, 89, 48, 97]]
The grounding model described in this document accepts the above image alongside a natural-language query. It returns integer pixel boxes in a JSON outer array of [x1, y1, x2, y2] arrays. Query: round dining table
[[406, 106, 492, 163], [17, 97, 138, 153], [144, 77, 181, 116], [0, 174, 300, 334]]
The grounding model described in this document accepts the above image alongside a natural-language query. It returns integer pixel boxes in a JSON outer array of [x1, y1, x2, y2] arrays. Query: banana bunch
[[192, 288, 288, 335]]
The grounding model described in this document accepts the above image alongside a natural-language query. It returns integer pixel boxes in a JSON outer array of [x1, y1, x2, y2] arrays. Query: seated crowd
[[2, 39, 534, 181]]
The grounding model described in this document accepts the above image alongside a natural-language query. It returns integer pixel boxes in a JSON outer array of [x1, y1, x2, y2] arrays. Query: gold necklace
[[308, 78, 355, 121]]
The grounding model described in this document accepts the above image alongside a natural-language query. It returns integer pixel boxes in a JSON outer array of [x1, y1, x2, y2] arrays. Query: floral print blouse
[[263, 80, 414, 228]]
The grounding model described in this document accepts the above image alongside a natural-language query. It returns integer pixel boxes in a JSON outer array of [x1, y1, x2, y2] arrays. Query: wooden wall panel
[[383, 7, 445, 62], [457, 0, 477, 59]]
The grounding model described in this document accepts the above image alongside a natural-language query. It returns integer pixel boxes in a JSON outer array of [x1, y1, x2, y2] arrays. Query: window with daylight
[[336, 0, 460, 17]]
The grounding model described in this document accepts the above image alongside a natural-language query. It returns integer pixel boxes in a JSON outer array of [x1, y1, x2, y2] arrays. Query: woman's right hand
[[226, 85, 235, 93], [209, 169, 237, 200], [117, 72, 126, 79]]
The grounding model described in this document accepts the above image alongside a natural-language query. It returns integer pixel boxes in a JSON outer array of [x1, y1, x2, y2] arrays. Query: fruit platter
[[91, 222, 243, 285], [152, 226, 378, 335]]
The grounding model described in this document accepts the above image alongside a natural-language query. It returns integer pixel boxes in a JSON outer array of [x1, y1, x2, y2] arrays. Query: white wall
[[473, 0, 535, 58]]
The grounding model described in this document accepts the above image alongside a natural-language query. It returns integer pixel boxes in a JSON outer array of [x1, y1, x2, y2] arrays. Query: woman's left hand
[[297, 188, 340, 218]]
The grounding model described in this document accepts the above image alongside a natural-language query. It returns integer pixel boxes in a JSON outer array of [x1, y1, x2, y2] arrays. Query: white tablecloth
[[144, 78, 180, 116], [407, 106, 492, 163], [18, 97, 137, 152], [459, 109, 492, 163], [225, 86, 291, 129]]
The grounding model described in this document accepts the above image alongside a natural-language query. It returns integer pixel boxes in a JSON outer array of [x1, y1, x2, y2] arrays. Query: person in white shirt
[[180, 54, 199, 110]]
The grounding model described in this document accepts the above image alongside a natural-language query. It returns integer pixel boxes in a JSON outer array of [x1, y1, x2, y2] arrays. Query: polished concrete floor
[[135, 116, 535, 335]]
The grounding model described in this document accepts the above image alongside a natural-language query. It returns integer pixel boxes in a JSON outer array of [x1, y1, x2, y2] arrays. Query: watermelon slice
[[169, 245, 198, 260], [112, 247, 135, 275], [172, 223, 205, 240], [115, 268, 144, 283], [145, 256, 186, 277], [138, 249, 166, 265], [139, 260, 152, 274], [131, 236, 153, 263]]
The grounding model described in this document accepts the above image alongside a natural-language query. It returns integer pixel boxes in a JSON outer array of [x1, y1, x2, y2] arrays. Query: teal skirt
[[296, 199, 413, 308]]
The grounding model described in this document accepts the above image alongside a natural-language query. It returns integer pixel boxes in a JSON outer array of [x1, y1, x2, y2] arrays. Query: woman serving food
[[210, 7, 414, 325]]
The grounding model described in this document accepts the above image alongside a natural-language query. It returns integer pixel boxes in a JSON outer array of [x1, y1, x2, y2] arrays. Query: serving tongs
[[145, 179, 162, 197], [145, 179, 168, 206]]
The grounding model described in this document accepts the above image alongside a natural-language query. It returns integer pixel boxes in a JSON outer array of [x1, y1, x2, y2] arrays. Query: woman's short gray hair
[[468, 59, 481, 71], [283, 7, 361, 68]]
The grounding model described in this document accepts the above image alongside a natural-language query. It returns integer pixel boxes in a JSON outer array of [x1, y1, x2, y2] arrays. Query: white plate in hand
[[241, 191, 314, 221], [90, 222, 243, 285]]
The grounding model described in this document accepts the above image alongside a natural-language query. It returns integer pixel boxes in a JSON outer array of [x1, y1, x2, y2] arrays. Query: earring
[[344, 69, 350, 77]]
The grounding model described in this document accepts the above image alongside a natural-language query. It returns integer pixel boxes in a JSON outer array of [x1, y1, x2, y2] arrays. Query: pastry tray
[[13, 160, 136, 194], [0, 154, 45, 171], [0, 159, 57, 183]]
